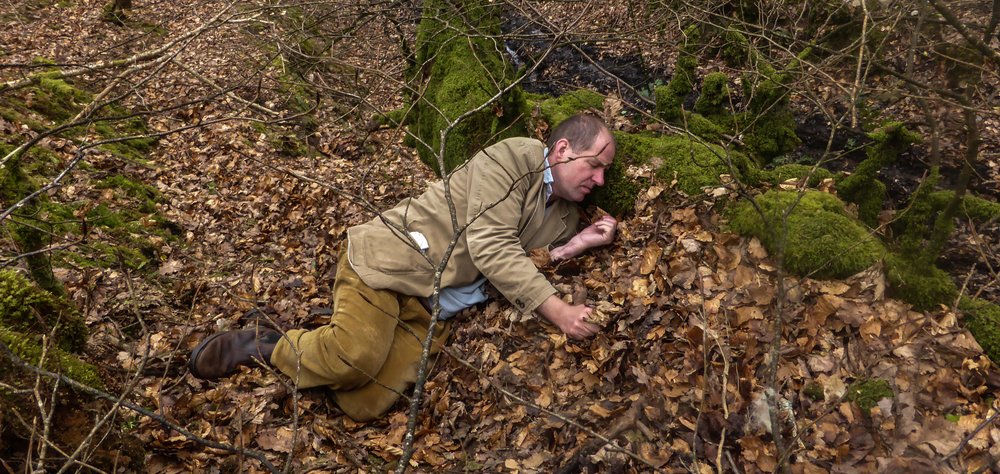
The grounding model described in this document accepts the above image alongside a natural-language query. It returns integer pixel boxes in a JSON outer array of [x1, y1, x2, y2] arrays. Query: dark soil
[[501, 12, 659, 108]]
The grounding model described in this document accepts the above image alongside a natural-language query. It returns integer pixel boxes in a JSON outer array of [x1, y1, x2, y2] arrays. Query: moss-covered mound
[[959, 297, 1000, 363], [406, 0, 527, 174], [726, 190, 885, 279], [0, 327, 102, 389], [1, 70, 176, 276], [531, 89, 605, 128], [765, 163, 834, 187], [884, 253, 958, 311], [617, 132, 747, 194], [738, 60, 802, 163], [0, 270, 87, 353], [586, 131, 752, 216], [655, 25, 700, 123]]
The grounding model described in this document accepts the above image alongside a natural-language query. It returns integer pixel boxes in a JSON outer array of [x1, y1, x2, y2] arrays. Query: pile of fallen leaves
[[1, 1, 999, 473]]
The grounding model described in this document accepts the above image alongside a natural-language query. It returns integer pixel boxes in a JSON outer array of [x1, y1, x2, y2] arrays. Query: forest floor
[[1, 1, 999, 473]]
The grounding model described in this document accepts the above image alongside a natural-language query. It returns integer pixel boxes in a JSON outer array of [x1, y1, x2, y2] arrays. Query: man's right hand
[[536, 294, 600, 339]]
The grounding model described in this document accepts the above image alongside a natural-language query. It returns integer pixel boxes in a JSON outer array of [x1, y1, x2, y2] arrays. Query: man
[[189, 113, 618, 421]]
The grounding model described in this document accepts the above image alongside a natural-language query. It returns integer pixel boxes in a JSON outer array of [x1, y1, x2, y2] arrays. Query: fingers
[[566, 307, 600, 339]]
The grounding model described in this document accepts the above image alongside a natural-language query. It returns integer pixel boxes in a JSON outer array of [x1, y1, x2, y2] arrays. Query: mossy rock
[[0, 270, 87, 353], [726, 190, 885, 279], [884, 253, 957, 311], [738, 53, 811, 164], [533, 89, 605, 127], [406, 0, 527, 174], [740, 109, 800, 164], [959, 297, 1000, 363], [846, 378, 893, 413]]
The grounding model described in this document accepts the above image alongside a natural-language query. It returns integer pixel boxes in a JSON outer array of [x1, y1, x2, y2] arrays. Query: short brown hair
[[546, 113, 612, 152]]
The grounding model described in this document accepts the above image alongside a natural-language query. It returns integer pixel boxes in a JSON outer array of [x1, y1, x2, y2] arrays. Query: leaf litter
[[0, 1, 997, 473]]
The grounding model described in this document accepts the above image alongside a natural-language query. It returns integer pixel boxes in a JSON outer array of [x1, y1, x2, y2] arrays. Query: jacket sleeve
[[464, 142, 557, 314]]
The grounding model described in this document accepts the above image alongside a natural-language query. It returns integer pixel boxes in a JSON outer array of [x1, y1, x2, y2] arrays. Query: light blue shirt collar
[[543, 147, 554, 202]]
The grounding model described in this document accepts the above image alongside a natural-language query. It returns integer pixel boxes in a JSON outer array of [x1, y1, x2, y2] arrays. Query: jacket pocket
[[362, 237, 431, 275]]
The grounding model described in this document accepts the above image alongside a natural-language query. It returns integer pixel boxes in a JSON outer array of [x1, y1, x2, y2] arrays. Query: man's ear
[[552, 138, 571, 162]]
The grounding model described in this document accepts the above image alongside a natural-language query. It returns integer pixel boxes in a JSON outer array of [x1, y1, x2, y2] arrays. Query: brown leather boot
[[188, 328, 281, 380]]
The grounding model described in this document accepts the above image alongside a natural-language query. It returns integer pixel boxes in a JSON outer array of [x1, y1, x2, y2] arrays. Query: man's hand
[[536, 294, 600, 339], [575, 215, 617, 248], [550, 216, 618, 261]]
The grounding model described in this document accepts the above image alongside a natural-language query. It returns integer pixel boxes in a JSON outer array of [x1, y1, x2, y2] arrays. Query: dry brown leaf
[[640, 243, 663, 275]]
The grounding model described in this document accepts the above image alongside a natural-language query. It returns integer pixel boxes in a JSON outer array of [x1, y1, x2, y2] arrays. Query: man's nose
[[593, 169, 605, 186]]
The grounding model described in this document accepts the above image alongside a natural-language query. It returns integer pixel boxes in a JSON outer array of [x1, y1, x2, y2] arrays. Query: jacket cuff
[[519, 283, 559, 314]]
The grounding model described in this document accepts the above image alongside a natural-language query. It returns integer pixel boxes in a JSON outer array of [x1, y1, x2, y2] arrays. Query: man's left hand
[[550, 216, 617, 261], [575, 215, 617, 248]]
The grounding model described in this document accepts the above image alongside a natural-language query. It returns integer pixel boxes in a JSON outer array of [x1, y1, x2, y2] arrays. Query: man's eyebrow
[[588, 157, 612, 167]]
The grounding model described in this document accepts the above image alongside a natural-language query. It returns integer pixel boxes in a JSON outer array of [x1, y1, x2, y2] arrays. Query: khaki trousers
[[270, 247, 450, 421]]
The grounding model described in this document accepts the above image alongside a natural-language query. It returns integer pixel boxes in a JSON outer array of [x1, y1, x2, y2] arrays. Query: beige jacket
[[347, 137, 579, 313]]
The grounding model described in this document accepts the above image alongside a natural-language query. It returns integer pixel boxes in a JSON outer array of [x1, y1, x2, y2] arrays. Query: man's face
[[550, 131, 615, 202]]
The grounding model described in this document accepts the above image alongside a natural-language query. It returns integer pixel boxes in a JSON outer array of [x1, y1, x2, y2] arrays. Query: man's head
[[546, 114, 616, 202]]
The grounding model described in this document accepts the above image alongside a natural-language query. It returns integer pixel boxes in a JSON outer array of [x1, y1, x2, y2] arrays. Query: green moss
[[0, 327, 102, 389], [376, 107, 408, 128], [694, 72, 731, 119], [96, 175, 161, 203], [655, 54, 697, 123], [726, 190, 885, 279], [767, 164, 834, 187], [803, 382, 825, 401], [837, 122, 920, 227], [720, 29, 753, 66], [924, 191, 1000, 222], [406, 0, 527, 174], [885, 253, 957, 311], [1, 145, 66, 296], [959, 297, 1000, 363], [892, 170, 941, 260], [584, 158, 644, 217], [738, 52, 812, 164], [846, 378, 893, 413], [677, 111, 726, 141], [86, 204, 126, 228], [740, 109, 800, 163], [30, 77, 91, 122], [0, 270, 86, 353], [535, 89, 605, 126], [614, 131, 752, 195]]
